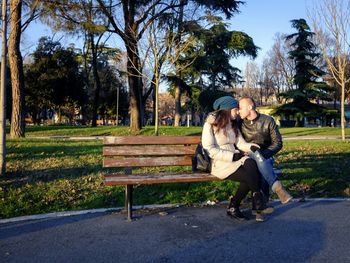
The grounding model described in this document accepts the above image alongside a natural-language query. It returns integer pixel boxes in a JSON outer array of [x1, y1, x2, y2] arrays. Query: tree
[[258, 60, 275, 105], [275, 19, 331, 127], [8, 0, 40, 138], [86, 51, 128, 125], [310, 0, 350, 140], [0, 0, 8, 175], [164, 14, 257, 123], [163, 1, 248, 127], [265, 33, 295, 102], [96, 0, 252, 132], [95, 0, 187, 133], [96, 64, 128, 125], [243, 61, 261, 102], [188, 16, 258, 91], [40, 0, 113, 127], [8, 0, 25, 138], [24, 37, 85, 124]]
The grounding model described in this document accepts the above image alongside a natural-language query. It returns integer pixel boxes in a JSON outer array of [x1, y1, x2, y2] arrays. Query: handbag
[[192, 142, 212, 173]]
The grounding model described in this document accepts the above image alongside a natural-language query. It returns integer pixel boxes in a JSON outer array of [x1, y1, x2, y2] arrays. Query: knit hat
[[213, 96, 238, 110]]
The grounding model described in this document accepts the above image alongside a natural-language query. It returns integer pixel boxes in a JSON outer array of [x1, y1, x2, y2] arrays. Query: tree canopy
[[25, 37, 85, 124]]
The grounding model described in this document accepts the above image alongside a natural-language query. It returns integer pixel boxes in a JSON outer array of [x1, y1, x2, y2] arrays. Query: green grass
[[280, 127, 350, 136], [276, 140, 350, 198], [1, 135, 349, 219], [18, 125, 350, 137], [21, 125, 202, 136]]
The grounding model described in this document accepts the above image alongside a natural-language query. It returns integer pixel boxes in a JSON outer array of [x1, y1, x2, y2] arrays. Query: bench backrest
[[103, 136, 201, 169]]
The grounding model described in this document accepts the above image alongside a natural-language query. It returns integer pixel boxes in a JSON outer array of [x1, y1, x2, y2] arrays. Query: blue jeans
[[249, 151, 278, 188]]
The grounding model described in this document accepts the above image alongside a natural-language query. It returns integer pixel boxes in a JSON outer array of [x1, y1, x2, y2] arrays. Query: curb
[[0, 204, 181, 225], [1, 198, 349, 225]]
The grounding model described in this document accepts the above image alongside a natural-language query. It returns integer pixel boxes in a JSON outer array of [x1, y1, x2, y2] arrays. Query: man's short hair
[[240, 96, 256, 110]]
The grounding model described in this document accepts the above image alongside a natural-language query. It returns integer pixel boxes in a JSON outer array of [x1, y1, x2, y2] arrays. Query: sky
[[228, 0, 316, 70], [22, 0, 317, 72]]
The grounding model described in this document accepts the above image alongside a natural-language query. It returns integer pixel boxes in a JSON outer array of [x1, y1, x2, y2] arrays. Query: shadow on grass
[[7, 142, 102, 162], [281, 128, 324, 136], [277, 151, 350, 197], [4, 164, 99, 180]]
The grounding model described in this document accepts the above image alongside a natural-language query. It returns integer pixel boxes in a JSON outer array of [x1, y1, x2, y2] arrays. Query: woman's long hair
[[212, 109, 239, 136]]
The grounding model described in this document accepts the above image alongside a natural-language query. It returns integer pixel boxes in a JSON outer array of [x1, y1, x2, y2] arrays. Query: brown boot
[[272, 181, 292, 204], [255, 212, 265, 222]]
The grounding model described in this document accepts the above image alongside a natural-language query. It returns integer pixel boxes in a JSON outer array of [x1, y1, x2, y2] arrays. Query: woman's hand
[[232, 150, 245, 161], [250, 143, 260, 153]]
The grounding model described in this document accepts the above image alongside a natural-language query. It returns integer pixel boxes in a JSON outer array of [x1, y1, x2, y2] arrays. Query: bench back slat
[[103, 156, 193, 168], [103, 136, 201, 169], [103, 136, 200, 145], [103, 145, 196, 156]]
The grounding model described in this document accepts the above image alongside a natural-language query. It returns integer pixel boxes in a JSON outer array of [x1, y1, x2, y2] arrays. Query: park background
[[0, 0, 349, 219]]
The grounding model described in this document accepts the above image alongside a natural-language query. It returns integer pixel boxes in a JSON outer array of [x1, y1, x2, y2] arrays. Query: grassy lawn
[[1, 126, 349, 219], [23, 125, 203, 136], [18, 125, 350, 137], [279, 127, 350, 136]]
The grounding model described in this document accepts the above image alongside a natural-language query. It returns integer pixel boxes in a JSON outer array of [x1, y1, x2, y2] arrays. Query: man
[[238, 97, 292, 204]]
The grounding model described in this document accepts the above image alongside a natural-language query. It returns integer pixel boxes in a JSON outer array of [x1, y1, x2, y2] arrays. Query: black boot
[[227, 207, 249, 221], [252, 191, 274, 213], [252, 192, 274, 215], [227, 196, 249, 221]]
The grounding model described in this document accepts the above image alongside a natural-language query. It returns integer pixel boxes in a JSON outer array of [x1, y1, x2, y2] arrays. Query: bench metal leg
[[125, 185, 133, 221]]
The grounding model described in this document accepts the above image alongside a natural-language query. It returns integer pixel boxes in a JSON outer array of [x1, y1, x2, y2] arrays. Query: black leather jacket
[[239, 113, 282, 159]]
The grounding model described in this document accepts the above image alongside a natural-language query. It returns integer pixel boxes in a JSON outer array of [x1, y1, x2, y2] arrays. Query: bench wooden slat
[[104, 172, 219, 185], [103, 136, 201, 145], [103, 156, 193, 168], [103, 145, 196, 156]]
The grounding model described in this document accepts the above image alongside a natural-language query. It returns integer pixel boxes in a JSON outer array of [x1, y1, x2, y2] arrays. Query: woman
[[202, 96, 268, 222]]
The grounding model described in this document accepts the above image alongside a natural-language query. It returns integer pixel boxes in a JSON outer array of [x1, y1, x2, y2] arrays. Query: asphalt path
[[1, 199, 349, 263]]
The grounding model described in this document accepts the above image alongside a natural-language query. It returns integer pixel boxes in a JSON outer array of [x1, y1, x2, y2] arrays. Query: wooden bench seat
[[103, 136, 218, 220], [104, 172, 218, 185]]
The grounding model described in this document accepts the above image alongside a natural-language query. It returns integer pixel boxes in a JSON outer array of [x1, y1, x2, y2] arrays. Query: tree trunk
[[341, 82, 345, 141], [174, 79, 181, 126], [9, 0, 25, 138], [90, 33, 102, 127], [0, 0, 8, 176], [191, 104, 195, 126], [126, 42, 143, 133], [122, 0, 143, 133], [294, 116, 305, 127], [152, 85, 156, 126], [174, 0, 185, 127], [58, 107, 62, 124]]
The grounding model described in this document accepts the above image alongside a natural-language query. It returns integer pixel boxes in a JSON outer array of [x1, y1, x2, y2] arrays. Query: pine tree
[[275, 19, 332, 127]]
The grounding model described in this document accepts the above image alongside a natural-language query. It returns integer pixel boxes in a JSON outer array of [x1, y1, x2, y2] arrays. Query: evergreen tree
[[195, 16, 258, 90], [166, 15, 257, 119], [24, 37, 85, 124], [275, 19, 332, 127]]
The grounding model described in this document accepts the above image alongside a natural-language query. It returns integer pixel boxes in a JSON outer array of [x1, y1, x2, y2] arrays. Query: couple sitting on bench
[[201, 96, 292, 222]]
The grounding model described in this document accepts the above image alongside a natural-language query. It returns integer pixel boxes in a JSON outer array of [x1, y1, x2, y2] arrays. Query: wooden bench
[[103, 136, 219, 220]]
